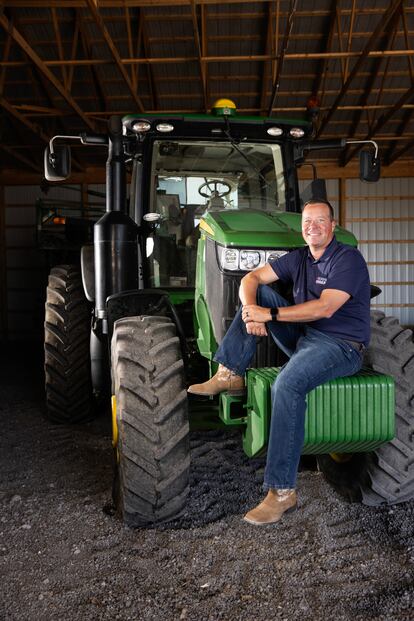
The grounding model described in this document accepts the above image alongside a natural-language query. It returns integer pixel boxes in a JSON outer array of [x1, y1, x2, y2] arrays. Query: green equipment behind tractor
[[43, 99, 414, 527]]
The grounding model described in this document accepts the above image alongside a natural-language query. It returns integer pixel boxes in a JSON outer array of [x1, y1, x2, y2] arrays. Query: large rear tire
[[44, 265, 93, 423], [317, 311, 414, 505], [111, 315, 190, 526]]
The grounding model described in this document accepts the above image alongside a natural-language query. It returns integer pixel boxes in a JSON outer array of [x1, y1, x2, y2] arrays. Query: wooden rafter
[[0, 20, 14, 95], [190, 0, 207, 112], [66, 10, 81, 92], [0, 94, 51, 142], [140, 10, 156, 110], [260, 1, 275, 113], [201, 4, 210, 108], [124, 5, 135, 87], [267, 0, 298, 116], [51, 8, 68, 87], [85, 0, 145, 112], [340, 7, 402, 166], [0, 11, 95, 131], [345, 83, 414, 164], [77, 9, 108, 113], [312, 0, 337, 99], [0, 145, 42, 172], [316, 0, 404, 138], [343, 0, 357, 82], [384, 3, 414, 164]]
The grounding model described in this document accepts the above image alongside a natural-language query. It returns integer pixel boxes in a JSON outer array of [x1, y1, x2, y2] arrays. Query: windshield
[[151, 140, 285, 214], [146, 140, 286, 288]]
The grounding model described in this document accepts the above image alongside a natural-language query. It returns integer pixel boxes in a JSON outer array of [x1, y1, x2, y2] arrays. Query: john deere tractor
[[43, 99, 414, 526]]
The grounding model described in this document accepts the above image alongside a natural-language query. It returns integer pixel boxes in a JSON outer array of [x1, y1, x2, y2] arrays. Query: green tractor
[[43, 100, 414, 526]]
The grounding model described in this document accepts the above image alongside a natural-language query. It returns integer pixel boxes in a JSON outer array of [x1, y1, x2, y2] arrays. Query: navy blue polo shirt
[[270, 236, 371, 346]]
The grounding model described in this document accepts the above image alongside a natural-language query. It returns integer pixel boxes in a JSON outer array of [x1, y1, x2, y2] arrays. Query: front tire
[[318, 311, 414, 505], [111, 315, 190, 526], [44, 265, 93, 423]]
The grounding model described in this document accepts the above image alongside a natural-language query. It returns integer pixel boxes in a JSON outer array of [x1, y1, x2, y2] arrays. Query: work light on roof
[[156, 123, 174, 133], [267, 126, 283, 137], [290, 127, 305, 138], [131, 120, 151, 133]]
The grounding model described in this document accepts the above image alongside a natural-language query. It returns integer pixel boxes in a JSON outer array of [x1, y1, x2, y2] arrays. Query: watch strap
[[270, 307, 279, 321]]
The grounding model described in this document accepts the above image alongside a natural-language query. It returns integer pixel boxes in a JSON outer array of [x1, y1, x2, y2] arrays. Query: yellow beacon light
[[211, 98, 237, 117]]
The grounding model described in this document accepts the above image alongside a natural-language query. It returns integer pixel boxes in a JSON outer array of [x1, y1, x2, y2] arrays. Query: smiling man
[[188, 199, 371, 525]]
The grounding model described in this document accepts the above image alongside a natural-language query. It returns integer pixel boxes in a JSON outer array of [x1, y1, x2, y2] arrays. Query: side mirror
[[44, 144, 71, 181], [360, 150, 380, 183]]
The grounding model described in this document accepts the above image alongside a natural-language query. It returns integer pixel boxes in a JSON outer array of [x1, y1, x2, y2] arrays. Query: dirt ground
[[1, 347, 414, 621]]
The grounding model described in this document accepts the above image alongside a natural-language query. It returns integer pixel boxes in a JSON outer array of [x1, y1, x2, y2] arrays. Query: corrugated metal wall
[[345, 178, 414, 327], [299, 177, 414, 327], [2, 185, 86, 341]]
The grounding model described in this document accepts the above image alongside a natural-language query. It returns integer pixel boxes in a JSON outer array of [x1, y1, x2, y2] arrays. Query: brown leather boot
[[243, 489, 297, 525], [187, 364, 245, 396]]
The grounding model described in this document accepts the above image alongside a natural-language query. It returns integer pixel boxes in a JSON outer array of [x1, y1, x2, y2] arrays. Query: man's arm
[[243, 288, 351, 325], [239, 263, 278, 305], [239, 264, 279, 336]]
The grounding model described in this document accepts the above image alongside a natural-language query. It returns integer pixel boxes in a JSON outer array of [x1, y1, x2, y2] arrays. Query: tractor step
[[243, 367, 395, 458]]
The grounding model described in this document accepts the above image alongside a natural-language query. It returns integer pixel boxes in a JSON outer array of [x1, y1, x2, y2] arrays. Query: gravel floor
[[1, 348, 414, 621]]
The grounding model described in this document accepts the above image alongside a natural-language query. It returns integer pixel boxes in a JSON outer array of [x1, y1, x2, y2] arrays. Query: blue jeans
[[214, 285, 363, 489]]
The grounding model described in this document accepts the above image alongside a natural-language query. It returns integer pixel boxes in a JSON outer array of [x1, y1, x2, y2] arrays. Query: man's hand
[[242, 304, 271, 324], [245, 321, 268, 337]]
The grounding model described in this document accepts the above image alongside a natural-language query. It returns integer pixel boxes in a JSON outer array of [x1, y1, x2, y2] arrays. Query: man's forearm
[[275, 299, 332, 322], [239, 272, 260, 306]]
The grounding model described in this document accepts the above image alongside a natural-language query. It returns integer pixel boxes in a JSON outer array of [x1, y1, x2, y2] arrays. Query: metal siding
[[345, 177, 414, 326], [3, 185, 83, 340]]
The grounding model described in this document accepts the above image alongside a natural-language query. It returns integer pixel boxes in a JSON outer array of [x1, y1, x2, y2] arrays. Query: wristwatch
[[270, 307, 279, 322]]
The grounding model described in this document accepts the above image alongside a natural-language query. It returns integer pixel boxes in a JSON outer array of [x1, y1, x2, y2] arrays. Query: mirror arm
[[345, 139, 379, 159], [49, 133, 108, 156]]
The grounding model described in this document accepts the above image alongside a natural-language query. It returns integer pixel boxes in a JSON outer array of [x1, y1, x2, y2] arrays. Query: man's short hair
[[303, 198, 335, 220]]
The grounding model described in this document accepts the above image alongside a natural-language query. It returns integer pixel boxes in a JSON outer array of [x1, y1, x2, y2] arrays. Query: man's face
[[301, 202, 336, 250]]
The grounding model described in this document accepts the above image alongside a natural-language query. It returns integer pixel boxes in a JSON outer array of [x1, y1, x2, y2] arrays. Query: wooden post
[[338, 177, 346, 227]]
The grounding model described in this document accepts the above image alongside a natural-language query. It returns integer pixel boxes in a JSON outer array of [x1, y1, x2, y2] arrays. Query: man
[[188, 199, 370, 525]]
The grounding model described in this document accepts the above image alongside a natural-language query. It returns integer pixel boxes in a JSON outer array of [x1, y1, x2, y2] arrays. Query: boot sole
[[187, 388, 246, 397], [242, 504, 297, 526]]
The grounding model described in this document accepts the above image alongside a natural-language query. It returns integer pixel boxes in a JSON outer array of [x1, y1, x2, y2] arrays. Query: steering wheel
[[198, 180, 231, 199]]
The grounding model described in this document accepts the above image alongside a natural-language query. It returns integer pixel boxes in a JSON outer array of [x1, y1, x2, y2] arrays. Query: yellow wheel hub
[[329, 452, 353, 464]]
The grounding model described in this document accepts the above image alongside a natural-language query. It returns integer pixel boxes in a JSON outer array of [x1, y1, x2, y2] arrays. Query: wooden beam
[[345, 83, 414, 164], [201, 4, 210, 108], [77, 8, 108, 113], [316, 0, 404, 138], [340, 7, 402, 166], [124, 5, 135, 87], [384, 3, 414, 164], [3, 48, 414, 70], [85, 0, 145, 112], [268, 0, 298, 115], [0, 11, 95, 131], [0, 20, 13, 95], [312, 0, 337, 99], [140, 11, 156, 110], [0, 144, 42, 172], [0, 94, 51, 142], [66, 9, 80, 92], [260, 1, 275, 112], [51, 8, 68, 87], [190, 0, 208, 112], [343, 0, 357, 82]]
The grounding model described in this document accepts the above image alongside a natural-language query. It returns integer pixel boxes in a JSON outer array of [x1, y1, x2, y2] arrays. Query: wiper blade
[[223, 117, 269, 188]]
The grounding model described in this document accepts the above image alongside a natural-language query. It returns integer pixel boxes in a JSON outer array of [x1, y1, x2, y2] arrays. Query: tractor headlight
[[218, 246, 284, 271], [240, 250, 265, 270], [221, 248, 239, 270], [266, 250, 288, 262]]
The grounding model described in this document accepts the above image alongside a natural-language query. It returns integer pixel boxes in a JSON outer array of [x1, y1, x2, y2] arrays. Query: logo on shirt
[[316, 276, 327, 285]]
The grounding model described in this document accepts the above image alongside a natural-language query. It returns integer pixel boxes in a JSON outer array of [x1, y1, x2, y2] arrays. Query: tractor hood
[[199, 209, 357, 248]]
